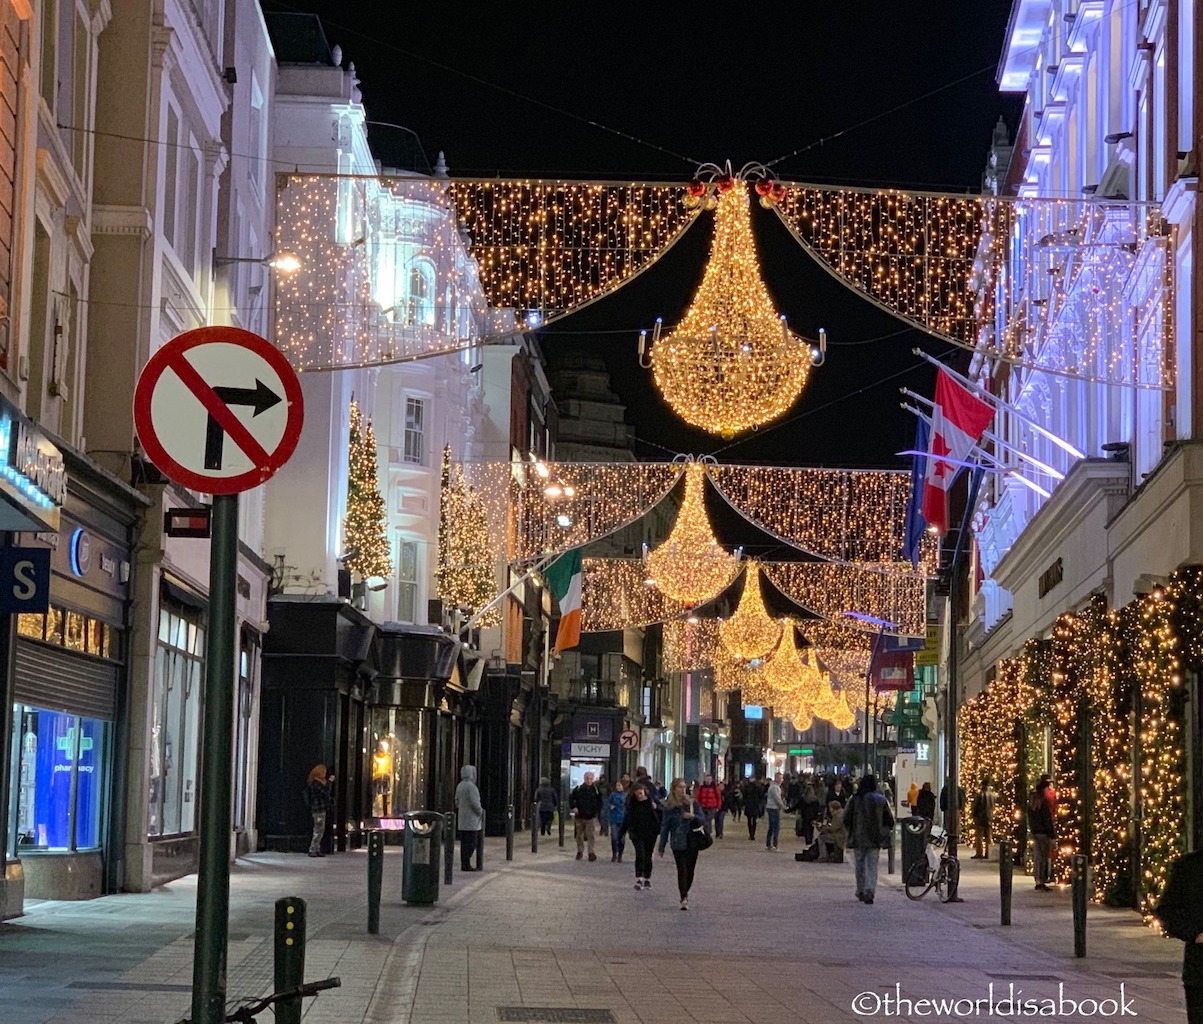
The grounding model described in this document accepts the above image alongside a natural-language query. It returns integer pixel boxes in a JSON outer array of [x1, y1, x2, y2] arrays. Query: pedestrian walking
[[454, 765, 484, 871], [1028, 776, 1056, 890], [843, 774, 894, 904], [696, 774, 722, 837], [970, 778, 996, 859], [607, 780, 628, 862], [570, 771, 603, 861], [625, 782, 661, 891], [1154, 849, 1203, 1024], [658, 778, 707, 911], [914, 781, 937, 821], [534, 776, 558, 836], [765, 772, 785, 851], [726, 779, 743, 821], [742, 777, 766, 841], [304, 764, 334, 857]]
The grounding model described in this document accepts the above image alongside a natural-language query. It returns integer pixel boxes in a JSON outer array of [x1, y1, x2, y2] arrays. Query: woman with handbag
[[624, 782, 661, 890], [657, 777, 708, 911]]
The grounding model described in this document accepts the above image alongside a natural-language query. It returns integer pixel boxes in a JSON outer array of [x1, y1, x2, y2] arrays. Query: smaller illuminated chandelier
[[718, 562, 783, 661], [640, 163, 826, 440], [643, 460, 741, 606]]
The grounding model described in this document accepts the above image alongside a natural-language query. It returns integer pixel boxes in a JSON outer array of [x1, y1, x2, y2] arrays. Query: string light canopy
[[453, 458, 931, 573], [643, 461, 741, 606], [645, 171, 820, 438], [718, 562, 783, 661]]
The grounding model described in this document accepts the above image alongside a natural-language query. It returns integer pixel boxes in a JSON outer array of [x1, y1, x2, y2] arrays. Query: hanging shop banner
[[872, 649, 915, 692]]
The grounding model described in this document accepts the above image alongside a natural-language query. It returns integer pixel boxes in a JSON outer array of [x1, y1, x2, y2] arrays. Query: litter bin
[[402, 811, 443, 905], [900, 815, 931, 880]]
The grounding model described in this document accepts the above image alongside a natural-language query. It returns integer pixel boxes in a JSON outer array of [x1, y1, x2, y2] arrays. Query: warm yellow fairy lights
[[663, 618, 720, 673], [774, 184, 1173, 387], [436, 446, 498, 626], [644, 463, 741, 605], [708, 464, 935, 568], [582, 557, 686, 632], [764, 561, 926, 635], [718, 563, 783, 660], [649, 184, 811, 437], [959, 571, 1195, 925], [274, 174, 697, 370]]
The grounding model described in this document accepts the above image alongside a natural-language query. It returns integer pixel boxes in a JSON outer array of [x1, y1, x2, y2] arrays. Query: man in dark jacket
[[534, 776, 559, 835], [915, 781, 937, 821], [1154, 850, 1203, 1024], [843, 774, 895, 904], [570, 771, 603, 862], [1028, 778, 1056, 891]]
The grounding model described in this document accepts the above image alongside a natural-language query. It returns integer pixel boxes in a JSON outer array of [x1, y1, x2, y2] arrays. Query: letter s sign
[[0, 548, 51, 613], [12, 559, 36, 600]]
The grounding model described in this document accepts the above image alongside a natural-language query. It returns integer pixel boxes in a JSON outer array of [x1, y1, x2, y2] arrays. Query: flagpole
[[912, 349, 1085, 459], [900, 388, 1065, 479], [463, 553, 559, 633]]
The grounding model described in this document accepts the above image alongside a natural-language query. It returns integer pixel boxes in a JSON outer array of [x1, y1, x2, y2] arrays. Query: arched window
[[405, 263, 435, 326]]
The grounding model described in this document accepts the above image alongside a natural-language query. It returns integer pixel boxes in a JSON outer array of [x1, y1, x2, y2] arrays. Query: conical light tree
[[344, 399, 393, 580], [650, 183, 812, 438], [436, 445, 498, 625]]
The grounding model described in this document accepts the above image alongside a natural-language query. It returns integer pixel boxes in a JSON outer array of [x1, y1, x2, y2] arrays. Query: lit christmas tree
[[344, 399, 393, 580], [436, 446, 498, 625]]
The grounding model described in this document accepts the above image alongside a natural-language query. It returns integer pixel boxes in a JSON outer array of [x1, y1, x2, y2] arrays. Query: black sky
[[264, 0, 1022, 468]]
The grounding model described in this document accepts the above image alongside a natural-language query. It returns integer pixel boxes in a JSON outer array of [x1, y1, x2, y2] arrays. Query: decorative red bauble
[[771, 184, 787, 201], [686, 180, 706, 197], [755, 179, 774, 197], [716, 176, 735, 192]]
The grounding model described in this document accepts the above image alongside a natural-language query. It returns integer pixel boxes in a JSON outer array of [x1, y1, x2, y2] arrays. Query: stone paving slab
[[0, 826, 1190, 1023]]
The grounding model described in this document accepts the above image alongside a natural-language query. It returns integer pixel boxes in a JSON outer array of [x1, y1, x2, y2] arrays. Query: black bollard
[[506, 804, 515, 861], [476, 824, 484, 870], [531, 801, 538, 854], [273, 896, 306, 1024], [443, 812, 455, 885], [1071, 854, 1088, 958], [999, 839, 1012, 926], [367, 831, 383, 935], [887, 834, 895, 876], [558, 808, 566, 848]]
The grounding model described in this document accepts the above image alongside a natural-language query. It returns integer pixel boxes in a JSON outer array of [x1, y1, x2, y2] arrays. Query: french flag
[[920, 370, 995, 535]]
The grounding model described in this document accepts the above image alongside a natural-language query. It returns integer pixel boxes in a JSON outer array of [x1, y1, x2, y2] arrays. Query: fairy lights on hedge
[[959, 576, 1191, 924]]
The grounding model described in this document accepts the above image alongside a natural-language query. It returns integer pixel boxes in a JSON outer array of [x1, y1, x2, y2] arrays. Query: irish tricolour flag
[[546, 548, 583, 654]]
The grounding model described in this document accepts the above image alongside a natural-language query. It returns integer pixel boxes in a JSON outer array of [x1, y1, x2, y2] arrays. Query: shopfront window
[[368, 707, 425, 817], [10, 705, 108, 852], [148, 603, 205, 837]]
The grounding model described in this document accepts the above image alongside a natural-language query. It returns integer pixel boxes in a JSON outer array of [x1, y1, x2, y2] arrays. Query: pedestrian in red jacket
[[696, 774, 723, 838]]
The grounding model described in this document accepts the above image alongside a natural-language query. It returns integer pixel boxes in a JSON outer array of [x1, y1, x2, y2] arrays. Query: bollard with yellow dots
[[274, 896, 306, 1024]]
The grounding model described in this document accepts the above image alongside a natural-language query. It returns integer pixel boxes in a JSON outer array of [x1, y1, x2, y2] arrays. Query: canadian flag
[[920, 370, 995, 534]]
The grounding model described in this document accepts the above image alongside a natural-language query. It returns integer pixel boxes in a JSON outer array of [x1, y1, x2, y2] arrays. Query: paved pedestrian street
[[0, 827, 1188, 1024]]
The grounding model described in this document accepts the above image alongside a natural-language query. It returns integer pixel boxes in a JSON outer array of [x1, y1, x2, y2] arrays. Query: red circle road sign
[[133, 327, 304, 495], [618, 729, 639, 751]]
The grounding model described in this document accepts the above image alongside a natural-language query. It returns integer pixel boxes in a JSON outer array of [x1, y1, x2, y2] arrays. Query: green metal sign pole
[[191, 493, 240, 1024]]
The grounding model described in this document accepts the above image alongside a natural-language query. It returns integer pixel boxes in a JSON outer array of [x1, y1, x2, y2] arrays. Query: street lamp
[[212, 249, 302, 273]]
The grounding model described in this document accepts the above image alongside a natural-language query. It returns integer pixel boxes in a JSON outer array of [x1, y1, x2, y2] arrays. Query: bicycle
[[175, 977, 341, 1023], [904, 824, 960, 902]]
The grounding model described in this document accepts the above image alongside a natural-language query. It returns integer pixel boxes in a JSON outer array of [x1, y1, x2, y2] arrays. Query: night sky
[[264, 1, 1022, 469]]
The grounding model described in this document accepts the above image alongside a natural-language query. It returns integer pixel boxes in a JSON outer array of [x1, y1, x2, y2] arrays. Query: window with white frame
[[396, 540, 420, 622], [405, 264, 435, 326], [403, 397, 425, 464]]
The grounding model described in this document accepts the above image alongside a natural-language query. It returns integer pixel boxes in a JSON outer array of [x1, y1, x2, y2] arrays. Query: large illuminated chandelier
[[718, 562, 783, 661], [644, 461, 741, 605], [641, 165, 824, 439]]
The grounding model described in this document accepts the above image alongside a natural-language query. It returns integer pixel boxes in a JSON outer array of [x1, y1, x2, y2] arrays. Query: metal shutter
[[14, 639, 119, 720]]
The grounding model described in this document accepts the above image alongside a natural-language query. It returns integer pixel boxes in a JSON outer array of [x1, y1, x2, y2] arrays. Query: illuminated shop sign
[[0, 409, 66, 532]]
